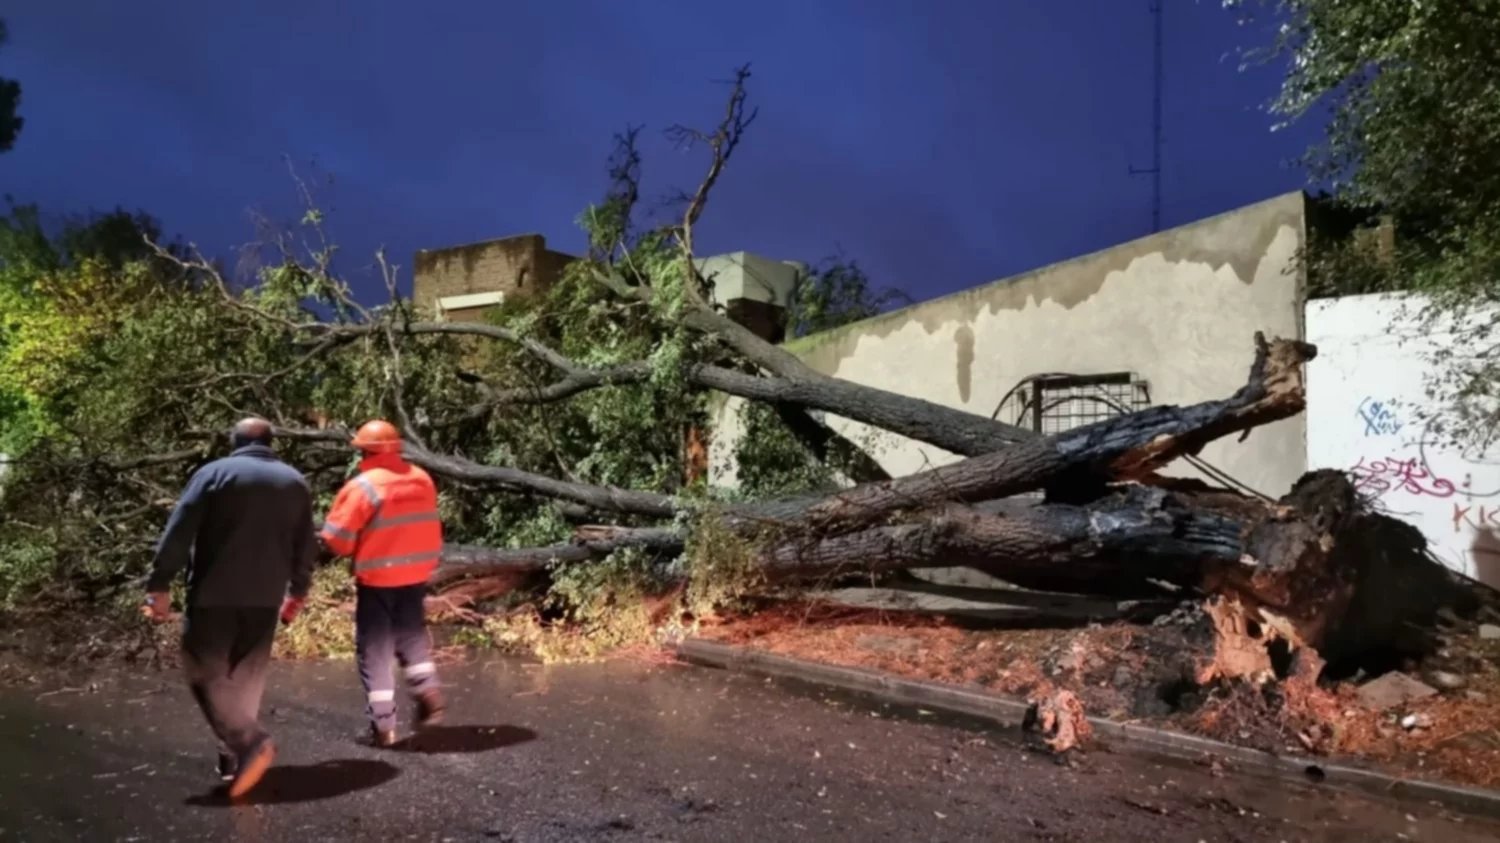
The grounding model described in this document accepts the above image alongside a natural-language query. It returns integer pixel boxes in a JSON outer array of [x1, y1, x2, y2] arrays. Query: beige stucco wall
[[710, 191, 1310, 498]]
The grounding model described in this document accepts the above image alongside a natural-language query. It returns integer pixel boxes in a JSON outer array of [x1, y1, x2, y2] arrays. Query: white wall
[[1306, 292, 1500, 586]]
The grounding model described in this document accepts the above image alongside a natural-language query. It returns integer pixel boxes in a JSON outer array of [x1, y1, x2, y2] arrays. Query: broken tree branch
[[755, 334, 1314, 534]]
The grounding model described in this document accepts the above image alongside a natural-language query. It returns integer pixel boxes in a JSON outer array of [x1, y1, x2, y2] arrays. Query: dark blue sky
[[1, 0, 1317, 303]]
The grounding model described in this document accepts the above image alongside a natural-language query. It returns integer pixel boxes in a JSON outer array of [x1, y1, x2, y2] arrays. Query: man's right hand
[[142, 592, 172, 622], [280, 595, 306, 625]]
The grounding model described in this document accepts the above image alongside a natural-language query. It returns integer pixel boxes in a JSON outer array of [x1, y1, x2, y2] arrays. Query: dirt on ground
[[698, 600, 1500, 791]]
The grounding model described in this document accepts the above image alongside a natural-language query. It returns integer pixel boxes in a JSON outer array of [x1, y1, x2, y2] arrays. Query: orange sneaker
[[370, 725, 399, 748], [227, 738, 276, 799], [415, 689, 445, 729]]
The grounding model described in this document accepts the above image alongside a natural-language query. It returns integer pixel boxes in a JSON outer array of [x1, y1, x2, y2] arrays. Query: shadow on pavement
[[186, 759, 400, 807], [394, 724, 537, 754]]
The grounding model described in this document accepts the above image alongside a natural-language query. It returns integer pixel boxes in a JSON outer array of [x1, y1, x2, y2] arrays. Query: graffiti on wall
[[1356, 396, 1404, 437], [1308, 294, 1500, 584], [1345, 397, 1471, 501], [1349, 455, 1457, 498], [1453, 504, 1500, 533]]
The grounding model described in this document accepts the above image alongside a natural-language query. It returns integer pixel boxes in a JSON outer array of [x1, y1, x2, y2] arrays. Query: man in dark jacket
[[144, 417, 316, 799]]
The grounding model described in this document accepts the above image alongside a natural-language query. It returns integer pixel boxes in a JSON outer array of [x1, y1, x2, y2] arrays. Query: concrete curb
[[676, 638, 1500, 820]]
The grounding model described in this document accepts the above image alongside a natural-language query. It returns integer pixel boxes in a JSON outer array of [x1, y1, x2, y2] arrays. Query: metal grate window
[[993, 372, 1152, 435]]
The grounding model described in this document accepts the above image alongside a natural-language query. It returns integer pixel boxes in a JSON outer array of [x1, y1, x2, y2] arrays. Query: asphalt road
[[0, 656, 1495, 842]]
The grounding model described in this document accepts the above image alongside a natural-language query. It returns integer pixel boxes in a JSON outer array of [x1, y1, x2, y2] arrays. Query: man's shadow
[[392, 724, 538, 754], [186, 759, 400, 807], [186, 726, 537, 806]]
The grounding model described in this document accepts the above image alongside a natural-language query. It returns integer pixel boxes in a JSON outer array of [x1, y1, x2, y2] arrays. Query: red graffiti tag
[[1453, 504, 1500, 533], [1349, 456, 1457, 498]]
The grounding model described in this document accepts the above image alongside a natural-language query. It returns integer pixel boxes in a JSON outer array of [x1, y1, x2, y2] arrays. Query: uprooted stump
[[1023, 689, 1092, 755]]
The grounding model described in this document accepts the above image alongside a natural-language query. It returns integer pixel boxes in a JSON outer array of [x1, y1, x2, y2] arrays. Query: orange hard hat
[[351, 419, 403, 453]]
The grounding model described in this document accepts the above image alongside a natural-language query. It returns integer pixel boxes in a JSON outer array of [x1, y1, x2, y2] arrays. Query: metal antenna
[[1128, 0, 1164, 232]]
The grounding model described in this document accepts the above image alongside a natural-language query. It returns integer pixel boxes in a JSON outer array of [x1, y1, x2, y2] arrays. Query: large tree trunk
[[434, 471, 1475, 673]]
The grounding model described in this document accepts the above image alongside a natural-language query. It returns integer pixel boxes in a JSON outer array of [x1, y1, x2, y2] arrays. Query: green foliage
[[731, 402, 841, 499], [273, 566, 357, 660], [546, 547, 664, 631], [448, 253, 708, 544], [0, 203, 469, 606], [0, 83, 908, 653], [476, 547, 672, 663], [0, 20, 22, 153], [0, 530, 55, 608], [1231, 0, 1500, 447], [682, 509, 765, 618], [788, 257, 909, 339]]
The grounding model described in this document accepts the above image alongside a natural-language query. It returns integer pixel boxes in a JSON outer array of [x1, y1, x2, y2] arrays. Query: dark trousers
[[356, 583, 439, 730], [181, 606, 278, 757]]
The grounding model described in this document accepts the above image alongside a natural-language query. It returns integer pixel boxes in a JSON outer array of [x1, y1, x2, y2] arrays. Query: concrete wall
[[698, 252, 805, 343], [412, 234, 574, 319], [699, 252, 805, 308], [710, 191, 1310, 497], [1306, 292, 1500, 586]]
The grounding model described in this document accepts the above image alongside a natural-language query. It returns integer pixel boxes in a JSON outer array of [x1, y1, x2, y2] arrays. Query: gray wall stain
[[954, 325, 975, 404]]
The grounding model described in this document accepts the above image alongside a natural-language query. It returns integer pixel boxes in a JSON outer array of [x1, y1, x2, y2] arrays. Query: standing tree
[[0, 20, 23, 152], [786, 257, 910, 339], [1228, 0, 1500, 447]]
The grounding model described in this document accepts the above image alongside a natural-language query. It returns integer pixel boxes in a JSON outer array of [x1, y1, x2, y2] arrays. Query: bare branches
[[667, 64, 759, 241], [97, 448, 205, 472], [375, 247, 426, 449], [668, 64, 758, 307]]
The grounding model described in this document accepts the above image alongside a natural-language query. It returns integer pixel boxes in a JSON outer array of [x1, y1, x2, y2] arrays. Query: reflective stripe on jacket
[[319, 452, 442, 588]]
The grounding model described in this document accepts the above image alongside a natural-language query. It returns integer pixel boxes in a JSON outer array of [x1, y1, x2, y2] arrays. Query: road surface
[[0, 656, 1494, 841]]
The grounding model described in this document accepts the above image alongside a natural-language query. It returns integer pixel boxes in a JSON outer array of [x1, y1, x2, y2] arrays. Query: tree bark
[[756, 486, 1244, 596], [433, 465, 1478, 670], [317, 319, 1038, 457], [434, 527, 683, 588]]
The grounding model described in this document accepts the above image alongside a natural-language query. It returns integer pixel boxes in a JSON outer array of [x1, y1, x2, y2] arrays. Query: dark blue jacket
[[147, 444, 316, 608]]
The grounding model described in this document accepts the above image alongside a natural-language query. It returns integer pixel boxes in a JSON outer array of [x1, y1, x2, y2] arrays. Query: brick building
[[412, 235, 807, 343], [412, 233, 576, 322]]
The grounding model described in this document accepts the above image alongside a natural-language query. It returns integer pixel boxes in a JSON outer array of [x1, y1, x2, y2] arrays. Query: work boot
[[370, 725, 399, 749], [227, 737, 276, 800], [216, 751, 237, 782], [414, 689, 446, 729]]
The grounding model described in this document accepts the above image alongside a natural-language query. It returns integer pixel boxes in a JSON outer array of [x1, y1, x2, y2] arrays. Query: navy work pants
[[182, 606, 278, 758], [355, 583, 440, 730]]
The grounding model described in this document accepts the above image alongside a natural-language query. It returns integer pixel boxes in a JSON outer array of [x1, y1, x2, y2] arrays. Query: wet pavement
[[0, 656, 1497, 842]]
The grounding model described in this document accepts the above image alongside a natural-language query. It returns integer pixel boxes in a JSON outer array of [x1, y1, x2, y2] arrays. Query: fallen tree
[[1, 66, 1492, 720], [418, 330, 1483, 680]]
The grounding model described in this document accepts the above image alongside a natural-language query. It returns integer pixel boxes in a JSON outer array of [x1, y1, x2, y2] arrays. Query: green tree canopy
[[1232, 0, 1500, 445]]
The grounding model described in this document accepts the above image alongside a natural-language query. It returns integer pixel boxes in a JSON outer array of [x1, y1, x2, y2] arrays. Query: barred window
[[994, 372, 1152, 435]]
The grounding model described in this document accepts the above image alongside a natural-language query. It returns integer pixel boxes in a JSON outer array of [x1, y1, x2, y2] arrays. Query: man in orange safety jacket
[[319, 419, 446, 747]]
